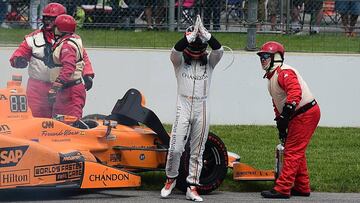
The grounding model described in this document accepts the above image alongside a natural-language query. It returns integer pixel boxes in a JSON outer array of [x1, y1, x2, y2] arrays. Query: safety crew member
[[160, 16, 223, 202], [9, 3, 94, 118], [257, 41, 321, 199], [48, 14, 86, 119]]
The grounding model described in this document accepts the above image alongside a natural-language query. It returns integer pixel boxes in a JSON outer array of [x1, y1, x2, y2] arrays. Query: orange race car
[[0, 75, 275, 194], [0, 74, 235, 194]]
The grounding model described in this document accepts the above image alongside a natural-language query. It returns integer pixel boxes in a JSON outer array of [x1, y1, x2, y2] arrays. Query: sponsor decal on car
[[41, 130, 80, 136], [42, 121, 54, 129], [89, 168, 130, 186], [51, 138, 71, 142], [0, 146, 29, 167], [60, 151, 84, 163], [0, 94, 7, 100], [110, 153, 121, 162], [34, 162, 84, 181], [9, 95, 27, 112], [0, 169, 30, 186], [7, 114, 28, 119], [0, 124, 11, 135]]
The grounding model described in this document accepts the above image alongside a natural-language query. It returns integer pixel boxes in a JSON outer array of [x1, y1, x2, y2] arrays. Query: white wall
[[1, 48, 359, 127]]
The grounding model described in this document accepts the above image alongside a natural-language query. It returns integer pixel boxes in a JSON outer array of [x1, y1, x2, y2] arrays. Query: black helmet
[[183, 26, 208, 59]]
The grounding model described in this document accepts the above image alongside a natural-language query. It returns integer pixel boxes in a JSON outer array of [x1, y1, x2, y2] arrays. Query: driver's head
[[183, 26, 208, 65], [42, 3, 66, 31], [54, 14, 77, 37], [257, 41, 285, 73]]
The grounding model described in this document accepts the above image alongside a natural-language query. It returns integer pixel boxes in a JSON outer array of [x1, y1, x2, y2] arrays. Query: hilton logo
[[0, 170, 30, 186]]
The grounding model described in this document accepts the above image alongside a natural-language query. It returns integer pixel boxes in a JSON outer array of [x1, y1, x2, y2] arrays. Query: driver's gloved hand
[[48, 80, 63, 104], [83, 75, 93, 91], [276, 102, 296, 142], [14, 57, 28, 69]]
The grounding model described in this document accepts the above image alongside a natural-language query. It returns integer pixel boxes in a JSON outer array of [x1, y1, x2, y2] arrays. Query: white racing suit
[[165, 46, 223, 185]]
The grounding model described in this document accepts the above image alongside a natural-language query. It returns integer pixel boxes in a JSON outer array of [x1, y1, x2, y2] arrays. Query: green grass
[[1, 28, 360, 53], [137, 125, 360, 193]]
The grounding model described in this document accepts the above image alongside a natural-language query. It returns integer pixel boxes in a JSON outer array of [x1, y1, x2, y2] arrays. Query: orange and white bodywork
[[233, 162, 275, 181], [0, 74, 271, 191], [227, 151, 275, 181], [0, 75, 162, 189]]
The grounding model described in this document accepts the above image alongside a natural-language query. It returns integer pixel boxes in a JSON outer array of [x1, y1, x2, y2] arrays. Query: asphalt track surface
[[1, 189, 360, 202]]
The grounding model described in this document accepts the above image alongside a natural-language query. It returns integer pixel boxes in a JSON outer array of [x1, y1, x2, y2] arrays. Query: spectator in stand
[[268, 0, 287, 31], [335, 0, 360, 37], [142, 0, 167, 30], [304, 0, 323, 35], [52, 0, 77, 16], [269, 0, 310, 34], [203, 0, 221, 30], [0, 0, 9, 28], [122, 0, 142, 30], [290, 0, 303, 33], [244, 0, 266, 31], [30, 0, 48, 30]]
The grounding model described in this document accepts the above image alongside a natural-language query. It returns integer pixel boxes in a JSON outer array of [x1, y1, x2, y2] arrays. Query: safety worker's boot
[[291, 188, 310, 197], [186, 186, 203, 202], [261, 189, 290, 199], [160, 178, 176, 198]]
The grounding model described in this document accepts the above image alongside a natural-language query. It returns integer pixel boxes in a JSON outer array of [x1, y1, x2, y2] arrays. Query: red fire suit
[[267, 64, 321, 195], [51, 34, 86, 119], [9, 29, 94, 118]]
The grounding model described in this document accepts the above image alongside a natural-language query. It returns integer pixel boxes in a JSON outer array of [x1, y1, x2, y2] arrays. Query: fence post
[[286, 0, 291, 33], [246, 0, 257, 51], [168, 0, 175, 31]]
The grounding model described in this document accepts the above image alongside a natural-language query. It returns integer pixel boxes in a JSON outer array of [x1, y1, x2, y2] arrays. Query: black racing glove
[[174, 36, 189, 52], [14, 57, 28, 69], [276, 121, 288, 142], [83, 75, 93, 91], [276, 102, 296, 142], [48, 81, 63, 104]]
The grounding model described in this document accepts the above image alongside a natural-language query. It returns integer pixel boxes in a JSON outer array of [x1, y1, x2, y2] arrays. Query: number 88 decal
[[10, 95, 27, 112]]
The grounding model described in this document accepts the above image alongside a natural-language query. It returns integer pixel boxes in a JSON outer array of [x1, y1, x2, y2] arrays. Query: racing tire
[[176, 132, 228, 194]]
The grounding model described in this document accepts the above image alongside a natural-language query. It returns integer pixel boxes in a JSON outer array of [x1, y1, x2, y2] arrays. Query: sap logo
[[0, 146, 29, 167], [0, 94, 7, 100], [42, 121, 54, 129]]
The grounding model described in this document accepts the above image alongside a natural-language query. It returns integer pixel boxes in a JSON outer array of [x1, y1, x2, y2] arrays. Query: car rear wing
[[105, 88, 170, 147]]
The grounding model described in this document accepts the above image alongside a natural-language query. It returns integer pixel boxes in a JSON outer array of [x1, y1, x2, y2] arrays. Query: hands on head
[[185, 15, 212, 44]]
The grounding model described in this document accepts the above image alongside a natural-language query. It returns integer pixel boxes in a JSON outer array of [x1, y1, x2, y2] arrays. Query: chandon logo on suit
[[181, 73, 208, 80]]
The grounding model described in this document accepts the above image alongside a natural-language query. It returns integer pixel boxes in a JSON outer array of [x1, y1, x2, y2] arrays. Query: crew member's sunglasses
[[259, 53, 272, 59]]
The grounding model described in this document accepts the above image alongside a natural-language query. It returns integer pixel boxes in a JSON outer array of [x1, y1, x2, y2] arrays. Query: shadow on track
[[0, 188, 136, 202]]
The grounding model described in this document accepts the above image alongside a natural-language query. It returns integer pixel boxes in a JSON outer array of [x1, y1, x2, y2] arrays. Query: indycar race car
[[0, 75, 231, 194]]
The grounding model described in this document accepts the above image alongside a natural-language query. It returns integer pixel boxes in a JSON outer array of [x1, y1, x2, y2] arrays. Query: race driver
[[9, 2, 94, 118], [257, 41, 321, 199], [48, 14, 86, 119], [160, 16, 223, 202]]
